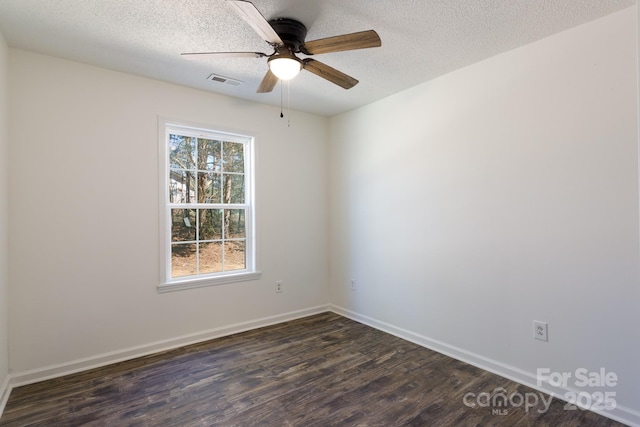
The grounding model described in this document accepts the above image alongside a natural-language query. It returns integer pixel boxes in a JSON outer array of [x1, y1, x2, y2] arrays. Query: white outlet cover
[[533, 320, 548, 342]]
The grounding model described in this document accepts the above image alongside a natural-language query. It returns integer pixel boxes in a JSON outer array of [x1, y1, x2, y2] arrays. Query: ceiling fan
[[181, 0, 382, 93]]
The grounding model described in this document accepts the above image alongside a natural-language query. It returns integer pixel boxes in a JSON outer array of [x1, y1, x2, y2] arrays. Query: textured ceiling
[[0, 0, 634, 116]]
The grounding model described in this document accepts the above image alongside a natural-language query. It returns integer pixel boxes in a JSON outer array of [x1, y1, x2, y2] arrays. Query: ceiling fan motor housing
[[269, 18, 307, 52]]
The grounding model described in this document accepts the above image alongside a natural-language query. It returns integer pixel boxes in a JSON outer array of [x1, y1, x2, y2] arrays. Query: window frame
[[158, 119, 260, 293]]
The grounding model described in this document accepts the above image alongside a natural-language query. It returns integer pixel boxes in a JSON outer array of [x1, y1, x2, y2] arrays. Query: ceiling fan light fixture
[[268, 55, 302, 81]]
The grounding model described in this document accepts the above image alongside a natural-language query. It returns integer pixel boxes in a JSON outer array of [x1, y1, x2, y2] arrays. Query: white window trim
[[158, 118, 261, 292]]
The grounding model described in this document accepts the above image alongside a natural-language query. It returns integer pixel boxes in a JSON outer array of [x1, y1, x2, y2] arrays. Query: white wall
[[8, 50, 329, 373], [0, 32, 10, 400], [329, 6, 640, 421]]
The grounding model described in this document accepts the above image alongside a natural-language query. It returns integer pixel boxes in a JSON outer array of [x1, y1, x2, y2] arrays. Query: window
[[159, 121, 259, 292]]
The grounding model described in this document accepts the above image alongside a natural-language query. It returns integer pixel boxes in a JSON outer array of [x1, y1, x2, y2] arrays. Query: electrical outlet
[[350, 279, 356, 291], [275, 281, 283, 293], [533, 320, 548, 342]]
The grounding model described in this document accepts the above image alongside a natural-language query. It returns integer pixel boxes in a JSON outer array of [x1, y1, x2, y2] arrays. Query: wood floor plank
[[0, 313, 627, 426]]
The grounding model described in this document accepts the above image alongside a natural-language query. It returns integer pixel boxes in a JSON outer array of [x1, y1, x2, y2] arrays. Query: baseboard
[[0, 374, 10, 418], [329, 304, 640, 427], [10, 304, 330, 389]]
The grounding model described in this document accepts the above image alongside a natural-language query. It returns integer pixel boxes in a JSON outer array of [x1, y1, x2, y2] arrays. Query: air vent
[[207, 73, 243, 87]]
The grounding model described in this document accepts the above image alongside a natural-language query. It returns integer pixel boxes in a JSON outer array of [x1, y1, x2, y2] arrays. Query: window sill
[[158, 271, 262, 293]]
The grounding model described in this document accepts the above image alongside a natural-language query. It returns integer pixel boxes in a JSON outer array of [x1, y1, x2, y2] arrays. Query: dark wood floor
[[0, 312, 627, 426]]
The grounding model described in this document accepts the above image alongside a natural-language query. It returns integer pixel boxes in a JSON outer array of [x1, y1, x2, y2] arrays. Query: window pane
[[222, 174, 244, 204], [223, 141, 244, 173], [198, 139, 221, 171], [164, 124, 254, 286], [169, 170, 196, 204], [200, 242, 223, 274], [198, 172, 221, 204], [169, 135, 195, 171], [171, 243, 197, 277], [199, 209, 222, 241], [171, 209, 196, 242], [224, 241, 246, 271], [224, 209, 246, 239]]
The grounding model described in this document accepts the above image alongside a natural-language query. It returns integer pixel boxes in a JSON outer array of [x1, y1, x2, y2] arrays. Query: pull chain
[[278, 80, 291, 127], [280, 80, 284, 118]]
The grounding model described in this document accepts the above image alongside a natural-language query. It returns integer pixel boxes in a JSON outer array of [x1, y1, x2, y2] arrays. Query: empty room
[[0, 0, 639, 425]]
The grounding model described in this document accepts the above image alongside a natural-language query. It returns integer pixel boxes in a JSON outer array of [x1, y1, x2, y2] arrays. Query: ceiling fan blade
[[180, 51, 267, 59], [226, 0, 283, 45], [302, 59, 358, 89], [257, 70, 279, 93], [302, 30, 381, 55]]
